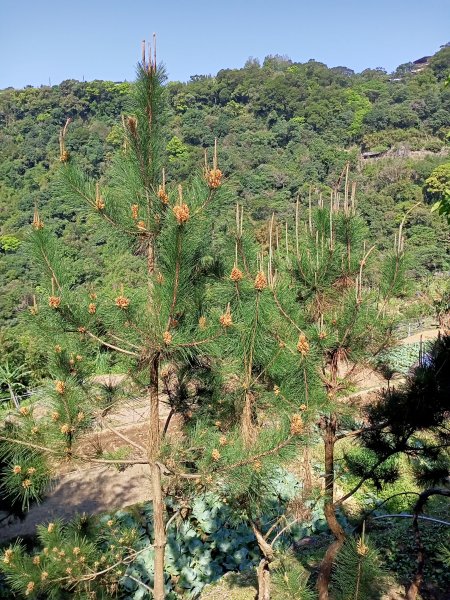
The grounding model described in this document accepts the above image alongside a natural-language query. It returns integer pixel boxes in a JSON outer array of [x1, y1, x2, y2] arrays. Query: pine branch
[[103, 423, 146, 453], [167, 226, 183, 329], [84, 330, 140, 357], [0, 435, 59, 455], [272, 288, 303, 333]]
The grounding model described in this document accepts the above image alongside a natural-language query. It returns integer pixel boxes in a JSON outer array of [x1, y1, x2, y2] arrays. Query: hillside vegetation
[[0, 44, 449, 600], [0, 44, 449, 367]]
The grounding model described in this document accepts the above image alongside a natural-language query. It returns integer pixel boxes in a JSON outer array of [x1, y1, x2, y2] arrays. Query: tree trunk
[[241, 390, 257, 447], [148, 353, 166, 600], [7, 384, 20, 410], [406, 489, 450, 600], [151, 462, 166, 600], [251, 523, 274, 600], [257, 558, 271, 600], [317, 415, 345, 600]]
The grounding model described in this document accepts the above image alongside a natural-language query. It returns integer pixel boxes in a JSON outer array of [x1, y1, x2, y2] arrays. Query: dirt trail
[[0, 464, 151, 542], [0, 397, 175, 542], [0, 328, 444, 543], [399, 328, 444, 345]]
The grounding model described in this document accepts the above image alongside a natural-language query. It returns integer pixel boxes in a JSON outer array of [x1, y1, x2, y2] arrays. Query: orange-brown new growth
[[219, 304, 233, 328], [95, 183, 105, 211], [290, 413, 304, 435], [173, 203, 190, 224], [254, 271, 267, 291], [49, 296, 61, 309], [32, 207, 44, 230], [230, 265, 243, 282], [158, 185, 169, 204], [55, 380, 66, 395], [127, 116, 138, 137], [115, 295, 130, 309], [206, 168, 223, 189], [211, 449, 221, 461], [25, 581, 35, 596], [296, 334, 310, 357]]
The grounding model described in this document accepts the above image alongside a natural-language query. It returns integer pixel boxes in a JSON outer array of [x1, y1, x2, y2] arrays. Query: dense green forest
[[1, 44, 450, 341], [0, 42, 449, 600]]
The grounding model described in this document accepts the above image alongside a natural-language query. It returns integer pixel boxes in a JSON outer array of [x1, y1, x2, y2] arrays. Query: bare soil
[[0, 328, 444, 543]]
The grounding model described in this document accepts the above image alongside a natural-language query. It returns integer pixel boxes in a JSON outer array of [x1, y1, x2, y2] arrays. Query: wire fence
[[394, 316, 437, 339]]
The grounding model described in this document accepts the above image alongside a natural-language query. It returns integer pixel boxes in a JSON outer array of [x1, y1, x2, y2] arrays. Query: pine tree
[[231, 173, 409, 600], [357, 334, 450, 600], [0, 41, 230, 599], [331, 529, 385, 600], [0, 44, 306, 600]]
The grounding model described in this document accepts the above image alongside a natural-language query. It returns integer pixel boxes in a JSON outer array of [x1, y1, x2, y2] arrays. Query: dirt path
[[0, 397, 175, 543], [0, 464, 151, 542], [0, 328, 445, 543], [399, 328, 444, 345]]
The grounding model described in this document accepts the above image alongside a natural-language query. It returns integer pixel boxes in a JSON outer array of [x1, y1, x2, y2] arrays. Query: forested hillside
[[0, 42, 449, 600], [1, 44, 449, 362]]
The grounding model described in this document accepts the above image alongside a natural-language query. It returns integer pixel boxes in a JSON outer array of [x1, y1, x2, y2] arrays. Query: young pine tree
[[0, 43, 229, 600], [244, 177, 408, 600], [0, 45, 308, 600]]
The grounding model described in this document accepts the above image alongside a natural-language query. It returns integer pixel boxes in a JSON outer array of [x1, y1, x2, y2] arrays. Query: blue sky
[[1, 0, 449, 88]]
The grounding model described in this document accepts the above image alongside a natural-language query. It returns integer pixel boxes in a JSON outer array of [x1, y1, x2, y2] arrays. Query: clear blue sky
[[1, 0, 449, 89]]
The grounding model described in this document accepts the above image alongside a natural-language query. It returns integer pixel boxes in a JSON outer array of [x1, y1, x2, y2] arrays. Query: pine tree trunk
[[242, 390, 257, 447], [317, 415, 345, 600], [257, 558, 271, 600], [251, 523, 274, 600], [151, 462, 166, 600], [148, 353, 166, 600], [406, 489, 450, 600], [7, 384, 20, 411]]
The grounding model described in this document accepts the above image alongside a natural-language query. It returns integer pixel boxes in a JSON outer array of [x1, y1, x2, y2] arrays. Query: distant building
[[411, 56, 431, 73]]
